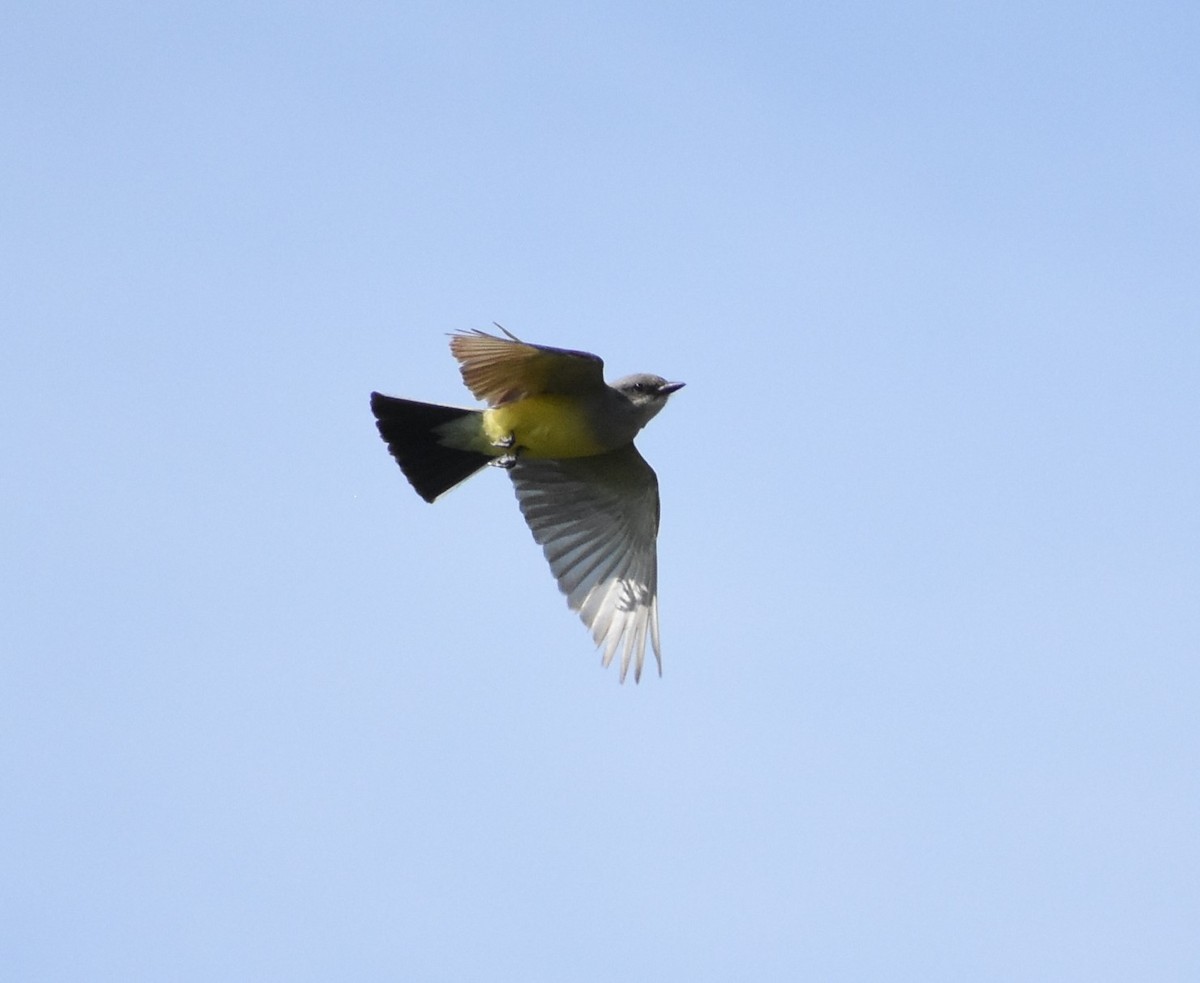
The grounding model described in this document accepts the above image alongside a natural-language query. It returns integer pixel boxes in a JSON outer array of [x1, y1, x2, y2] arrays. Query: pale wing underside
[[449, 328, 606, 405], [510, 446, 662, 682]]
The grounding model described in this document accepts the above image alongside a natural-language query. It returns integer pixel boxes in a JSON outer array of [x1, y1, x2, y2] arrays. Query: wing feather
[[449, 327, 606, 405], [510, 446, 662, 682]]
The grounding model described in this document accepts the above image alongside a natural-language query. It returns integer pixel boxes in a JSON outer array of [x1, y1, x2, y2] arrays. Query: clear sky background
[[4, 3, 1197, 980]]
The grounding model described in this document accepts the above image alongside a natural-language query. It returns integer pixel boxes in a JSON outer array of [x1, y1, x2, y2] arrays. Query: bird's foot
[[490, 432, 518, 468]]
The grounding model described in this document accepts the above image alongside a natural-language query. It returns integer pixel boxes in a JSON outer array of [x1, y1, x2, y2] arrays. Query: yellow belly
[[483, 395, 606, 458]]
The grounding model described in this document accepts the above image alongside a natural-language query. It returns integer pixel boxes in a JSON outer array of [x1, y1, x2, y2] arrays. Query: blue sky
[[4, 2, 1198, 980]]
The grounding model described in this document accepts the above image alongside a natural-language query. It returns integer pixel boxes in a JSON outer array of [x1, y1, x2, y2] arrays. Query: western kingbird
[[369, 326, 684, 682]]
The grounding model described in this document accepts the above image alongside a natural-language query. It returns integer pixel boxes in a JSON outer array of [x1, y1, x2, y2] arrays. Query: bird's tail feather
[[370, 393, 490, 503]]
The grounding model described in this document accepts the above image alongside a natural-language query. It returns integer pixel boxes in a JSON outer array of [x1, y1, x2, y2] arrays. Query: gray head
[[612, 373, 686, 427]]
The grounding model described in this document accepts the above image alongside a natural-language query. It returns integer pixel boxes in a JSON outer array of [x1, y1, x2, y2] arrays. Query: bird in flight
[[370, 326, 684, 682]]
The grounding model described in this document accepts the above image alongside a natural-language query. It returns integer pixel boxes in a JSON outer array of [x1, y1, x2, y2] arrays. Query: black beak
[[659, 381, 686, 395]]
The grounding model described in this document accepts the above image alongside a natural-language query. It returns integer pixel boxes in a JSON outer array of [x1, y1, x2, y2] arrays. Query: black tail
[[369, 393, 491, 503]]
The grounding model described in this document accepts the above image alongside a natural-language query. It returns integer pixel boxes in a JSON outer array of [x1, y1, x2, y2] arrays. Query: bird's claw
[[490, 432, 518, 468]]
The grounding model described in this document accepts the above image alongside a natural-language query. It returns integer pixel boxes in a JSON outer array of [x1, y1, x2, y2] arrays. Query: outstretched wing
[[449, 327, 606, 405], [510, 445, 662, 682]]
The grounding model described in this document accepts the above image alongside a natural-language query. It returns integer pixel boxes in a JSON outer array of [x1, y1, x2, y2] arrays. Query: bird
[[369, 326, 684, 682]]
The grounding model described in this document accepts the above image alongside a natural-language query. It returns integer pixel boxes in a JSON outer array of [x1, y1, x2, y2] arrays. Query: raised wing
[[510, 445, 662, 682], [449, 327, 606, 406]]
